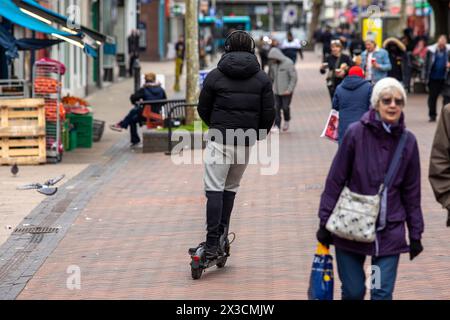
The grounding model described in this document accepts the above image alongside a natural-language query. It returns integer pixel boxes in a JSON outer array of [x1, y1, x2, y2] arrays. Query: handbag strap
[[377, 130, 409, 232], [383, 130, 409, 190]]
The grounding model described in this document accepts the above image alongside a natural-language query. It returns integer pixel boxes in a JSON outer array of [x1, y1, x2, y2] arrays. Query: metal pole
[[30, 31, 36, 85], [165, 107, 173, 155], [268, 2, 274, 32]]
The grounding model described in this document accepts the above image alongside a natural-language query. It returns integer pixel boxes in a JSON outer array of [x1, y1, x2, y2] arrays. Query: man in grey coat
[[268, 47, 298, 132], [429, 103, 450, 227]]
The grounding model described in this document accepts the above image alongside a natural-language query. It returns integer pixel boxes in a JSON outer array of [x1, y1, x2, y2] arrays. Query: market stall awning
[[0, 24, 62, 61], [13, 0, 107, 44], [0, 0, 73, 36]]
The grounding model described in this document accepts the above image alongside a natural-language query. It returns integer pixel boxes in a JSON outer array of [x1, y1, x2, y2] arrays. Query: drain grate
[[14, 226, 60, 234]]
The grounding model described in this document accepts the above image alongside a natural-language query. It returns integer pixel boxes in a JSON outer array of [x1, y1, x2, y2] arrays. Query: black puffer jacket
[[198, 51, 275, 146]]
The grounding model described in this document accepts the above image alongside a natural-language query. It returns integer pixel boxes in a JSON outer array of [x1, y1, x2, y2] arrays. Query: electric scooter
[[188, 230, 235, 280]]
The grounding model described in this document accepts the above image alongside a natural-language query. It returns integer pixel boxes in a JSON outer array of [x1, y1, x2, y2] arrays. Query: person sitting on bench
[[110, 72, 167, 147]]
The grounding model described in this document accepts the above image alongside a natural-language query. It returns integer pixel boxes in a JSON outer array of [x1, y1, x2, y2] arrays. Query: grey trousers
[[203, 141, 251, 192]]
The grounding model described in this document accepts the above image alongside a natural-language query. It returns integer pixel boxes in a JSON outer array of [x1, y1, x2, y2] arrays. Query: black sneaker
[[204, 244, 218, 260], [189, 242, 205, 255], [218, 236, 230, 257]]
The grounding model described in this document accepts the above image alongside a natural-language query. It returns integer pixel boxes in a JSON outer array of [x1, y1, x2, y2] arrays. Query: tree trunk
[[185, 0, 199, 125], [429, 0, 449, 40], [399, 0, 408, 33], [308, 0, 324, 46]]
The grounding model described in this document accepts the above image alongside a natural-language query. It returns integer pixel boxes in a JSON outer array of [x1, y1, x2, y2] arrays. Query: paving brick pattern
[[11, 52, 450, 300]]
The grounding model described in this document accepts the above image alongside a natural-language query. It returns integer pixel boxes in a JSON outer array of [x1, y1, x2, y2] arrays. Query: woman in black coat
[[383, 37, 410, 89], [320, 40, 353, 101]]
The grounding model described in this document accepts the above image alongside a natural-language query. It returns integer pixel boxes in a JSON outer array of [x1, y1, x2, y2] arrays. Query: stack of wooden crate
[[0, 99, 46, 165]]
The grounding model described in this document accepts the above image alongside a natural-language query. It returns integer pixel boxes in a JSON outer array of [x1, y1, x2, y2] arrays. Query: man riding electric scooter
[[189, 30, 276, 279]]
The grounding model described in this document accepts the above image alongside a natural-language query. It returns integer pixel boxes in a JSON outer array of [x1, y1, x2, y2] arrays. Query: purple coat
[[319, 109, 424, 257]]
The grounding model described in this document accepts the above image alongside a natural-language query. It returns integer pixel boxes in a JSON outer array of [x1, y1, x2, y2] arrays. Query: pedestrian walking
[[320, 40, 353, 101], [256, 36, 271, 72], [109, 72, 167, 146], [383, 37, 410, 89], [424, 35, 450, 122], [127, 29, 140, 77], [332, 66, 372, 145], [429, 103, 450, 227], [411, 38, 428, 80], [320, 25, 333, 60], [349, 32, 364, 58], [313, 27, 323, 58], [193, 31, 275, 260], [268, 47, 298, 132], [173, 35, 185, 92], [360, 38, 392, 84], [317, 77, 424, 300], [281, 31, 303, 63]]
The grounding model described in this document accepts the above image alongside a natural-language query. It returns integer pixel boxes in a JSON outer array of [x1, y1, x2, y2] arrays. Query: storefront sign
[[362, 17, 383, 48]]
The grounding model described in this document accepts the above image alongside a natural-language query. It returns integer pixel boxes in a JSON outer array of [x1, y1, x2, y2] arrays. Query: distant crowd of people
[[313, 25, 450, 122]]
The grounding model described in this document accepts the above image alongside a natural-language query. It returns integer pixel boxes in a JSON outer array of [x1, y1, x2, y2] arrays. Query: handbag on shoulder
[[325, 131, 409, 243]]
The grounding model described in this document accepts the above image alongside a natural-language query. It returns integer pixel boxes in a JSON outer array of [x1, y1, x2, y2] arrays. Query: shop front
[[0, 0, 108, 165]]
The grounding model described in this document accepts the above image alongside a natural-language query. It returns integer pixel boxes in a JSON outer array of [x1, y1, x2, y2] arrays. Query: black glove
[[447, 209, 450, 227], [316, 226, 333, 247], [409, 239, 423, 261]]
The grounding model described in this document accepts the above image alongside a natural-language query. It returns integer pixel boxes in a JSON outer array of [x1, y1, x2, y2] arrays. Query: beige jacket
[[429, 104, 450, 209]]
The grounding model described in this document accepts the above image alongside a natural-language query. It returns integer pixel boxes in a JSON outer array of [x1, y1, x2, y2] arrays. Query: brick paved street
[[0, 60, 185, 247], [1, 52, 450, 300]]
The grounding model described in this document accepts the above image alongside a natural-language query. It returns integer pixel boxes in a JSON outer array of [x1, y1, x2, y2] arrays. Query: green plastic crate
[[69, 129, 77, 150], [67, 113, 93, 148], [62, 120, 69, 151]]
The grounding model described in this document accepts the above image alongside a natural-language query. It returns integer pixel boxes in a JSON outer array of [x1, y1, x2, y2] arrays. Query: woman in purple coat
[[316, 78, 425, 300]]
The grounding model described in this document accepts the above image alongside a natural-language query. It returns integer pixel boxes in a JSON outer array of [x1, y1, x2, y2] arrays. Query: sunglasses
[[381, 97, 404, 106], [331, 40, 342, 46]]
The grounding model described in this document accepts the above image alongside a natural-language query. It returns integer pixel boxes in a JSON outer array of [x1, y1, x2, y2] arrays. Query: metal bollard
[[133, 58, 141, 92]]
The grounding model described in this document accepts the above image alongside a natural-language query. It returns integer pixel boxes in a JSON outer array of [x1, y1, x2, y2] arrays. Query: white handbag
[[325, 186, 381, 243], [325, 131, 408, 243]]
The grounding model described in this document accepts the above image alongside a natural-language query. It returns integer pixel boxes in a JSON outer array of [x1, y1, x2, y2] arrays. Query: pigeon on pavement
[[11, 164, 18, 177]]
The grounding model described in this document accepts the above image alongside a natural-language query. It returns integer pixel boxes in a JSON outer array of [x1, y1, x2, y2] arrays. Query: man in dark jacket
[[110, 72, 166, 146], [349, 32, 364, 57], [320, 25, 333, 60], [194, 31, 275, 259], [128, 29, 140, 77], [332, 66, 372, 145], [424, 35, 450, 122]]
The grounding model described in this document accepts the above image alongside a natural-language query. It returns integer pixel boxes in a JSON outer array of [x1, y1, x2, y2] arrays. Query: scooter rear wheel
[[191, 267, 203, 280]]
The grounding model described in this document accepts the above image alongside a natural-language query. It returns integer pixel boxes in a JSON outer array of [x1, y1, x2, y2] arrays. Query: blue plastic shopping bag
[[307, 243, 334, 300]]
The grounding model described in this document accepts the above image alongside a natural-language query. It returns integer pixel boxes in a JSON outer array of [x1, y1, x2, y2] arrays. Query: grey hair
[[370, 77, 407, 108]]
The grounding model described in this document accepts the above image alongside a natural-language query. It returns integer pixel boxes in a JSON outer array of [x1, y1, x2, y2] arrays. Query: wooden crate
[[0, 99, 46, 164]]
